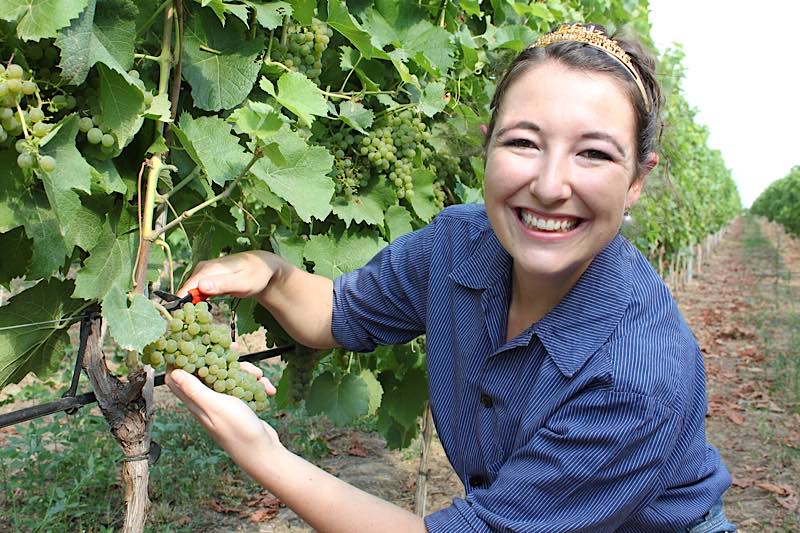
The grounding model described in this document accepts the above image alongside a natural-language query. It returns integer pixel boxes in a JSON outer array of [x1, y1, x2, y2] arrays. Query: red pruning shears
[[154, 288, 209, 311]]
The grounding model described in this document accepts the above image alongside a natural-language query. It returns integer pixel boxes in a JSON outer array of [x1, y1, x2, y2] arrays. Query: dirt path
[[207, 216, 800, 531], [672, 217, 799, 530]]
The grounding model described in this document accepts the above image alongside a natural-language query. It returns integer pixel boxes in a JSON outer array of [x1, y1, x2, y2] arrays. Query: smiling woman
[[165, 23, 737, 532]]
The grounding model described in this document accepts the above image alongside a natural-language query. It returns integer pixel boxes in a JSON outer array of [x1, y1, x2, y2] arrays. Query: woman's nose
[[529, 154, 571, 203]]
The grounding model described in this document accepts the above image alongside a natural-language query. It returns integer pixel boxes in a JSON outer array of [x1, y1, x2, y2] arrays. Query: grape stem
[[14, 103, 30, 139], [160, 165, 201, 201], [151, 148, 265, 239], [133, 53, 161, 62], [136, 0, 172, 38], [154, 238, 175, 293]]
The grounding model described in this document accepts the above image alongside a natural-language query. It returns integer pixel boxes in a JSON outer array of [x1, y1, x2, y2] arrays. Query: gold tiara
[[532, 23, 651, 113]]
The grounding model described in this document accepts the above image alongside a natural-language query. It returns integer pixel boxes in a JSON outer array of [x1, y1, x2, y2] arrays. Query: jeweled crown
[[531, 23, 651, 112]]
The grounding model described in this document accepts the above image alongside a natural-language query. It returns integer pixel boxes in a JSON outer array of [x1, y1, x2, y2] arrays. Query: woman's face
[[483, 60, 654, 287]]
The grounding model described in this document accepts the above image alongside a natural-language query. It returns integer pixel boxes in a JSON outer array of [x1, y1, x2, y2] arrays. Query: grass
[[0, 360, 340, 532], [741, 214, 800, 412]]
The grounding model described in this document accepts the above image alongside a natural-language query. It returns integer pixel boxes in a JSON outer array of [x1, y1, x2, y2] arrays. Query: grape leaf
[[482, 23, 536, 52], [362, 7, 454, 75], [408, 169, 439, 222], [270, 227, 306, 268], [331, 175, 395, 227], [0, 279, 85, 388], [54, 0, 137, 85], [0, 0, 89, 42], [384, 204, 413, 242], [244, 0, 291, 30], [229, 101, 283, 141], [0, 228, 32, 286], [102, 286, 166, 352], [418, 81, 447, 118], [97, 64, 145, 147], [379, 366, 427, 427], [359, 369, 383, 416], [306, 371, 370, 425], [23, 191, 68, 279], [90, 158, 128, 196], [288, 0, 312, 24], [37, 115, 103, 252], [262, 72, 328, 127], [182, 9, 263, 111], [245, 178, 286, 213], [326, 0, 386, 60], [173, 114, 250, 186], [0, 152, 25, 233], [249, 129, 335, 222], [73, 219, 135, 300], [303, 230, 386, 279], [144, 93, 172, 122], [337, 100, 374, 133]]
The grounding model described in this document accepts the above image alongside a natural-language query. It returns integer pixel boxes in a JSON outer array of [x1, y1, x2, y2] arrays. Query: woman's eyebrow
[[494, 121, 541, 138], [581, 131, 627, 158]]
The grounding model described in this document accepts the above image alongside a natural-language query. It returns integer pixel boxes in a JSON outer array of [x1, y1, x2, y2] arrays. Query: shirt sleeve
[[425, 388, 683, 533], [331, 218, 438, 352]]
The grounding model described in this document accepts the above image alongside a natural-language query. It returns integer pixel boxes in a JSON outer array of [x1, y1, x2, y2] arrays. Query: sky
[[648, 0, 800, 207]]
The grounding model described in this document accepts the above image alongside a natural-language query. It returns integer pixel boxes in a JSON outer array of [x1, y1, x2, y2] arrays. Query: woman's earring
[[623, 209, 633, 224]]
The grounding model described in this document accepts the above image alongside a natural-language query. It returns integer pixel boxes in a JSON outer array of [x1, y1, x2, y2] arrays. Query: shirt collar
[[449, 227, 633, 378], [449, 230, 513, 290], [534, 234, 633, 377]]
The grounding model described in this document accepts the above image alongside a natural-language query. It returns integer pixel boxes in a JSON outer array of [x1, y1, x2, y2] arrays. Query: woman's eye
[[505, 138, 537, 149], [581, 149, 613, 161]]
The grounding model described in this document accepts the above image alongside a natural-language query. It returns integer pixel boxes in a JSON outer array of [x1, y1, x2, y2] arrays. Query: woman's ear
[[627, 152, 658, 207], [480, 124, 489, 137]]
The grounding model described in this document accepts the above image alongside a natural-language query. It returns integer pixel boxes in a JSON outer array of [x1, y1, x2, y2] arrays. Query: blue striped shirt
[[331, 204, 731, 532]]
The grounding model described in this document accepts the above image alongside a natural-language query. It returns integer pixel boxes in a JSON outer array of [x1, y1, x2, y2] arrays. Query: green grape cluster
[[1, 62, 58, 171], [78, 114, 117, 152], [284, 347, 322, 405], [271, 18, 333, 82], [328, 131, 367, 197], [142, 302, 269, 413], [357, 111, 433, 199]]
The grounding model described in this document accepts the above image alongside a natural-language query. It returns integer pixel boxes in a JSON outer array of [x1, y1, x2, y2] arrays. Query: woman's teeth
[[518, 209, 579, 232]]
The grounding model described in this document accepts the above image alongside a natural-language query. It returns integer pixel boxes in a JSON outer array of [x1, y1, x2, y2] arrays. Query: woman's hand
[[165, 361, 282, 465], [178, 251, 284, 301]]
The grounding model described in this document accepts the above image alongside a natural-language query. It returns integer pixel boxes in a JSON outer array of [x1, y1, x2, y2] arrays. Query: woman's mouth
[[516, 208, 582, 233]]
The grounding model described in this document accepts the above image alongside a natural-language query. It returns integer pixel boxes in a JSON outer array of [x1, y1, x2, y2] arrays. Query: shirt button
[[480, 393, 493, 408], [468, 474, 485, 487]]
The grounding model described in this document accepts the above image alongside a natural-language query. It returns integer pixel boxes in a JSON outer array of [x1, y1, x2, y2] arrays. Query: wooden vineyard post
[[415, 403, 435, 516]]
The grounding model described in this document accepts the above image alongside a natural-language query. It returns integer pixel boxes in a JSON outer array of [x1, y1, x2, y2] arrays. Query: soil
[[212, 216, 799, 532]]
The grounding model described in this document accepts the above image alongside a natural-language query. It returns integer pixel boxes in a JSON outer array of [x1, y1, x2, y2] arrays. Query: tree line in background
[[751, 165, 800, 237]]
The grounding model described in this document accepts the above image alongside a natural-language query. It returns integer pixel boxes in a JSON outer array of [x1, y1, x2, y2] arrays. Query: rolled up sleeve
[[331, 219, 438, 352], [425, 389, 682, 533]]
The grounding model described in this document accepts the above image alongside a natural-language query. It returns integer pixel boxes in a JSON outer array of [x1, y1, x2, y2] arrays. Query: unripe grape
[[52, 94, 67, 107], [0, 83, 7, 97], [87, 127, 103, 144], [28, 107, 44, 123], [128, 69, 140, 79], [21, 81, 36, 95], [17, 152, 34, 169], [175, 354, 188, 367], [6, 64, 24, 79], [78, 116, 94, 132], [101, 133, 114, 148], [6, 79, 22, 94], [32, 121, 51, 138], [39, 155, 56, 172]]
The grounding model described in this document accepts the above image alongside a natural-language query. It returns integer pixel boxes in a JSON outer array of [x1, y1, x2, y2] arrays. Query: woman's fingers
[[240, 361, 277, 396], [239, 361, 263, 379], [178, 253, 270, 299], [165, 368, 214, 426]]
